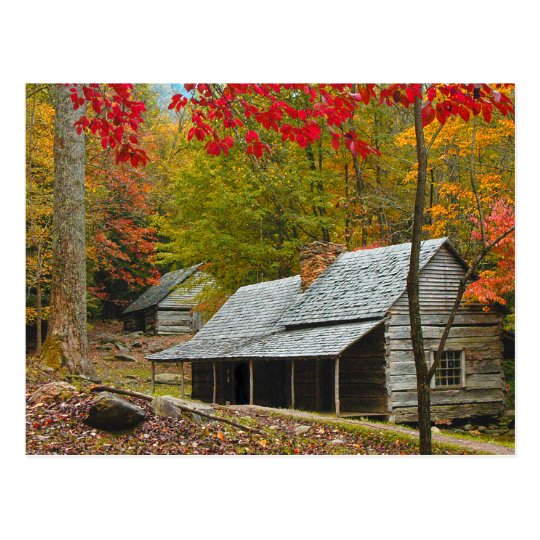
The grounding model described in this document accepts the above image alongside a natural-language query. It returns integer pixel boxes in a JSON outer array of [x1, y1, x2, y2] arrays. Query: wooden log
[[89, 385, 264, 435], [388, 336, 498, 351], [212, 361, 217, 404], [388, 313, 501, 326], [393, 401, 505, 423], [291, 358, 295, 409], [391, 387, 504, 407], [335, 356, 340, 418], [388, 372, 503, 392], [157, 325, 192, 334], [181, 362, 185, 398], [249, 359, 254, 406], [315, 359, 321, 410], [388, 325, 500, 340]]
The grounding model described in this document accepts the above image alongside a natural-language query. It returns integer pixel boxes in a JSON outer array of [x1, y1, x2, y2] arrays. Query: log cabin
[[122, 264, 212, 335], [147, 239, 506, 423]]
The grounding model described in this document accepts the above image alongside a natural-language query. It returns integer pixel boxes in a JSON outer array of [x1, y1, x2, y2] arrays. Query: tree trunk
[[407, 94, 432, 454], [41, 84, 96, 378], [36, 245, 43, 354]]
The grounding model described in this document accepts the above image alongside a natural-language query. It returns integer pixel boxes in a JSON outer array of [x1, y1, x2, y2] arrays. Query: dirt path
[[230, 405, 515, 455]]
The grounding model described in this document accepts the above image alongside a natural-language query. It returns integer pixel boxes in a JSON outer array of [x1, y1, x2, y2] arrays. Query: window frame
[[429, 349, 466, 390]]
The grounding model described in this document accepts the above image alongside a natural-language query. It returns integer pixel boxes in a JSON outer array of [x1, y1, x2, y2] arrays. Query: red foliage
[[72, 84, 149, 167], [465, 199, 515, 306], [167, 83, 513, 160], [87, 164, 159, 306]]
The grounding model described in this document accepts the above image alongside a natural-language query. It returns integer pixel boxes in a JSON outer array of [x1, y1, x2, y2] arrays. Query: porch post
[[291, 359, 296, 409], [212, 361, 217, 404], [181, 361, 185, 398], [151, 361, 156, 394], [249, 359, 254, 405], [335, 356, 340, 417]]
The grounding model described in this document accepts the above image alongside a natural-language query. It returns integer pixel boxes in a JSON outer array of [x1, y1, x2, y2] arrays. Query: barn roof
[[123, 264, 203, 314], [147, 238, 454, 362]]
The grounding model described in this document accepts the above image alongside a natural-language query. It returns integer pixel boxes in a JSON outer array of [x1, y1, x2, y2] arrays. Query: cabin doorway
[[234, 363, 250, 405]]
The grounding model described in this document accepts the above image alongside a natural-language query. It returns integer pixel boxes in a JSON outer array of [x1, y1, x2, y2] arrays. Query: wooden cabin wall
[[293, 359, 320, 411], [253, 360, 290, 408], [156, 308, 192, 335], [144, 306, 158, 335], [156, 272, 211, 335], [191, 361, 214, 403], [123, 308, 155, 333], [122, 312, 145, 332], [340, 326, 388, 414], [386, 245, 505, 422]]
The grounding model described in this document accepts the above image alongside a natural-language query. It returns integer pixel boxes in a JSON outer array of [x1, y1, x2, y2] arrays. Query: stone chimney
[[299, 241, 346, 291]]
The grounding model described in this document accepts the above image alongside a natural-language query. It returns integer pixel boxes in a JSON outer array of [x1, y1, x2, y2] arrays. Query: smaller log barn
[[122, 264, 211, 335], [147, 239, 506, 423]]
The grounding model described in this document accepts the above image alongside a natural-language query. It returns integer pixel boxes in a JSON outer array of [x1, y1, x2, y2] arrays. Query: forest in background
[[25, 83, 515, 335]]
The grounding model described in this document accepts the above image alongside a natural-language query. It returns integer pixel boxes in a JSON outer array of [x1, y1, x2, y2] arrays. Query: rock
[[431, 426, 441, 434], [85, 392, 146, 431], [454, 429, 466, 434], [151, 396, 182, 419], [464, 424, 473, 431], [66, 373, 102, 384], [104, 353, 137, 362], [147, 343, 164, 353], [155, 373, 183, 385], [477, 425, 487, 432], [151, 395, 213, 424], [100, 334, 117, 344], [484, 429, 500, 435], [294, 425, 311, 435], [96, 344, 113, 351], [132, 341, 143, 348], [488, 424, 499, 430], [268, 425, 279, 431], [130, 331, 144, 337], [330, 438, 345, 445], [29, 381, 79, 404], [115, 342, 131, 353]]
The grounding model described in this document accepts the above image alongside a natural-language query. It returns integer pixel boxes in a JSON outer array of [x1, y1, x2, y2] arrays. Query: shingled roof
[[147, 238, 453, 362], [123, 264, 203, 314], [280, 237, 447, 327]]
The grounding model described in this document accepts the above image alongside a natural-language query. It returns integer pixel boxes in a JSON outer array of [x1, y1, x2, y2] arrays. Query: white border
[[2, 1, 539, 539]]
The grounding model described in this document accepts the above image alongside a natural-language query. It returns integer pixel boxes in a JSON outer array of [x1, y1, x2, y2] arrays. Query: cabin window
[[431, 350, 465, 388]]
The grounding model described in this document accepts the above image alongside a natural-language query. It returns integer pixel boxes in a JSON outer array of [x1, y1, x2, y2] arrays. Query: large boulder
[[29, 381, 79, 404], [155, 373, 183, 385], [151, 395, 213, 424], [85, 392, 146, 431]]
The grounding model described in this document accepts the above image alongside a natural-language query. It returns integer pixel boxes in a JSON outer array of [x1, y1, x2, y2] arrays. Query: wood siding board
[[385, 244, 505, 420], [391, 387, 503, 407], [393, 402, 505, 422]]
